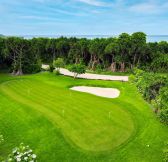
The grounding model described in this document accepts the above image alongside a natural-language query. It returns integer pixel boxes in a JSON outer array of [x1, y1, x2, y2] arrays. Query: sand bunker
[[70, 86, 120, 98], [42, 64, 49, 70]]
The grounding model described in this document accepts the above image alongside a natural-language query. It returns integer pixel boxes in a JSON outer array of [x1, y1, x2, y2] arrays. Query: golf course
[[0, 72, 167, 162], [1, 0, 168, 159]]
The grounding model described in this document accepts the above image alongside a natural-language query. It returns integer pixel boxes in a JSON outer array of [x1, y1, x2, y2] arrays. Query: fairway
[[0, 72, 168, 162]]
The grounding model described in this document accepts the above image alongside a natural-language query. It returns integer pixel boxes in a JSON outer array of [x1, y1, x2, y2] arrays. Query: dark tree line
[[0, 32, 168, 74]]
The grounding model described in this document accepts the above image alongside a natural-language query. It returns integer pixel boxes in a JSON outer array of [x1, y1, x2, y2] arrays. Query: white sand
[[60, 68, 128, 82], [70, 86, 120, 98], [42, 64, 49, 70]]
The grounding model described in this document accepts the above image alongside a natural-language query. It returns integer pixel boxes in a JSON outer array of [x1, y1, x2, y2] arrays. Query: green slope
[[0, 72, 167, 162]]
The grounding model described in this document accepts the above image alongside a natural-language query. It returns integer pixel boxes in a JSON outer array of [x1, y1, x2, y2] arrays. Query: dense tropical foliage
[[131, 69, 168, 125], [0, 32, 168, 74]]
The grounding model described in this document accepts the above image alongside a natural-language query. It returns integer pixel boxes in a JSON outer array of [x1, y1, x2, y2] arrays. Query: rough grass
[[0, 72, 167, 162]]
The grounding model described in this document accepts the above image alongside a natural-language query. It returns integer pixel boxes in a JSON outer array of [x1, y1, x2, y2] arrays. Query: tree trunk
[[75, 57, 80, 64], [53, 49, 56, 61], [11, 53, 17, 75], [137, 56, 141, 65], [130, 64, 133, 69], [120, 62, 125, 72], [15, 50, 23, 76], [15, 58, 23, 76], [91, 55, 98, 70], [133, 53, 137, 67], [110, 62, 116, 72], [88, 55, 93, 69], [92, 60, 97, 70], [74, 73, 78, 79], [15, 69, 23, 76]]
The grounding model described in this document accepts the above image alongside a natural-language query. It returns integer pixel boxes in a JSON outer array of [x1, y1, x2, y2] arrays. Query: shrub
[[160, 109, 168, 125], [22, 60, 42, 74], [158, 87, 168, 124], [68, 64, 86, 78], [95, 64, 103, 73], [151, 52, 168, 73], [54, 69, 60, 75], [6, 143, 37, 162], [159, 87, 168, 110], [133, 71, 168, 102], [53, 58, 64, 71], [132, 68, 168, 124]]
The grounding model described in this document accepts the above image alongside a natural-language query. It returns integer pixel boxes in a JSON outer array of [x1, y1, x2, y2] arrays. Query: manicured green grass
[[0, 72, 167, 162]]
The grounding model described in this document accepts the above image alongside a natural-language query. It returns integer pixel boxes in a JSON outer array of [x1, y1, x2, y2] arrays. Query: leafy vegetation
[[0, 32, 168, 75], [53, 58, 64, 71], [68, 64, 86, 78], [131, 69, 168, 125], [5, 143, 37, 162], [53, 57, 64, 74]]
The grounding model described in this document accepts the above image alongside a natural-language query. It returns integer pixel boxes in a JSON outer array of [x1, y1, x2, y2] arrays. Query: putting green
[[1, 79, 134, 152]]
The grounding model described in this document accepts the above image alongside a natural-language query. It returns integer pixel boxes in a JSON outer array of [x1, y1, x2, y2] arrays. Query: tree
[[53, 58, 64, 71], [0, 37, 5, 69], [158, 41, 168, 53], [118, 33, 131, 72], [105, 39, 119, 72], [68, 64, 86, 78], [151, 52, 168, 72], [46, 38, 57, 62], [56, 37, 70, 59], [4, 37, 28, 75], [89, 39, 103, 70], [68, 42, 81, 64], [0, 32, 167, 75], [78, 38, 89, 65], [31, 38, 48, 63], [130, 32, 147, 68]]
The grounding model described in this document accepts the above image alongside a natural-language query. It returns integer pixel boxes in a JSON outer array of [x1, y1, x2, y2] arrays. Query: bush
[[159, 87, 168, 110], [158, 87, 168, 124], [68, 64, 86, 78], [133, 71, 168, 101], [95, 64, 103, 73], [54, 69, 60, 75], [53, 58, 64, 70], [6, 143, 37, 162], [160, 109, 168, 125], [22, 60, 42, 74], [132, 68, 168, 125]]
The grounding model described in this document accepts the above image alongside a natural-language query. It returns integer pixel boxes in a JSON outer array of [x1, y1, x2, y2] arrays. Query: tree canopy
[[0, 32, 168, 74]]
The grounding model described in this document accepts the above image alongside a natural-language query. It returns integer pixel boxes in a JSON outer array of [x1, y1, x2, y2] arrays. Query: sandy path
[[41, 65, 129, 81], [60, 68, 129, 81], [70, 86, 120, 98]]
